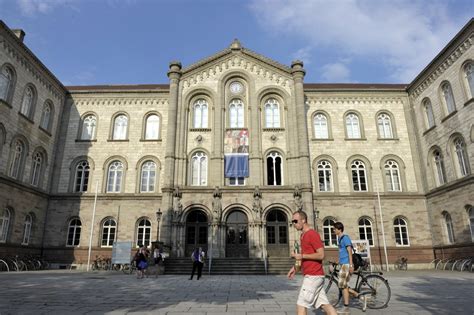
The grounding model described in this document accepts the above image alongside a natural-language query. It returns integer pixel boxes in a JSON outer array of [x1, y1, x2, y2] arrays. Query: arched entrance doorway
[[225, 210, 249, 258], [185, 210, 208, 257], [266, 209, 289, 257]]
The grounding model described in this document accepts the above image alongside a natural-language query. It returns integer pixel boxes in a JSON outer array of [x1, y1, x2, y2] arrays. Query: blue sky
[[0, 0, 472, 85]]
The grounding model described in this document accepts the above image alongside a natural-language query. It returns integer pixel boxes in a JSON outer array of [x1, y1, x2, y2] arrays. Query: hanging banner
[[224, 154, 249, 177], [224, 129, 249, 153]]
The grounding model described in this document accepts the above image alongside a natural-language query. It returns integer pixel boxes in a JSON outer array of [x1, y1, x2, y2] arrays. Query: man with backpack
[[333, 222, 366, 313]]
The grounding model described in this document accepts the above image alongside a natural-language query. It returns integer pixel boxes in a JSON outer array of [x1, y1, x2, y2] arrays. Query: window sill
[[75, 139, 97, 142], [39, 126, 52, 137], [189, 128, 211, 132], [139, 139, 162, 142], [422, 125, 436, 136], [344, 138, 367, 141], [441, 110, 457, 123], [18, 112, 34, 124], [107, 139, 129, 142], [263, 128, 285, 132], [312, 138, 334, 141], [226, 127, 247, 131], [377, 137, 399, 141], [464, 97, 473, 107], [0, 99, 12, 108]]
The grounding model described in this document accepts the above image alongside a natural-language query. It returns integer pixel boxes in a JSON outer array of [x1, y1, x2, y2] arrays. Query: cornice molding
[[72, 97, 169, 107], [306, 96, 404, 106]]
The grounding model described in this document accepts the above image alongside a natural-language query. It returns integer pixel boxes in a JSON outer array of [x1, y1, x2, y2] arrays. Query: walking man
[[189, 247, 205, 280], [288, 211, 336, 315]]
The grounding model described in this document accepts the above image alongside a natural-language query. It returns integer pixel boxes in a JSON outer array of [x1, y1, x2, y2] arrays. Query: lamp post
[[156, 208, 162, 242]]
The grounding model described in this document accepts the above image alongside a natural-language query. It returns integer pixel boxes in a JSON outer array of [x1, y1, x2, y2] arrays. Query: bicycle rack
[[460, 258, 472, 272], [429, 259, 440, 269], [435, 258, 447, 270]]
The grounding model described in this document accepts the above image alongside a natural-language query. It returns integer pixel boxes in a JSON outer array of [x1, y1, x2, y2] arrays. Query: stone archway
[[185, 209, 208, 257], [225, 210, 249, 258], [266, 209, 289, 257]]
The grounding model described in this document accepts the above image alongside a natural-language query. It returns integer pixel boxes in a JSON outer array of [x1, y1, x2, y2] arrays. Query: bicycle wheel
[[0, 259, 9, 272], [324, 275, 342, 306], [357, 274, 391, 309], [122, 264, 132, 274]]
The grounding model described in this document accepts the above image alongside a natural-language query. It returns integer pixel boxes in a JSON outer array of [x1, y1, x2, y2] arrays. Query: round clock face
[[229, 82, 243, 94]]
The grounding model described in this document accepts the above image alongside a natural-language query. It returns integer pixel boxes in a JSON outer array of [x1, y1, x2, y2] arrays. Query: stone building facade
[[0, 19, 472, 268]]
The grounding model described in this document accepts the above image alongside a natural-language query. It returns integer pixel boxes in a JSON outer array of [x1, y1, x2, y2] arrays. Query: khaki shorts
[[338, 264, 351, 289], [297, 275, 330, 309]]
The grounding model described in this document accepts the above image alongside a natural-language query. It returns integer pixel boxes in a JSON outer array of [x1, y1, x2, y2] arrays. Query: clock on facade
[[229, 81, 243, 94]]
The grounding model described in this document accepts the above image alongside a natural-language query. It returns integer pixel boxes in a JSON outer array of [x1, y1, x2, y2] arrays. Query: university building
[[0, 19, 472, 269]]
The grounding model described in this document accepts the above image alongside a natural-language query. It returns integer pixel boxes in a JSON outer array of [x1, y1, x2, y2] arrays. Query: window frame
[[313, 112, 330, 139], [422, 98, 436, 129], [20, 84, 37, 119], [110, 113, 129, 140], [143, 113, 161, 140], [228, 99, 245, 128], [264, 98, 281, 128], [358, 217, 374, 246], [322, 218, 337, 247], [376, 112, 395, 139], [39, 100, 54, 132], [440, 81, 457, 115], [140, 160, 157, 193], [461, 60, 474, 100], [344, 111, 363, 139], [66, 218, 82, 247], [8, 138, 27, 180], [79, 113, 98, 141], [266, 151, 283, 186], [106, 160, 125, 193], [74, 160, 91, 193], [21, 214, 33, 246], [350, 159, 369, 192], [136, 218, 152, 247], [443, 212, 455, 244], [190, 151, 208, 186], [317, 160, 333, 192], [452, 136, 470, 178], [393, 217, 410, 247], [192, 99, 209, 129], [101, 218, 117, 248], [0, 64, 16, 104], [0, 208, 11, 243]]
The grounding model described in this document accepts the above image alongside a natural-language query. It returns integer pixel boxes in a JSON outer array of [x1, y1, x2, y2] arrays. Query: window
[[433, 150, 446, 186], [136, 219, 151, 247], [358, 218, 374, 246], [441, 82, 456, 114], [423, 99, 435, 128], [351, 160, 367, 191], [112, 114, 128, 140], [323, 218, 337, 247], [267, 151, 282, 185], [30, 152, 43, 187], [453, 137, 469, 177], [66, 218, 81, 246], [145, 114, 160, 139], [229, 177, 245, 186], [346, 113, 361, 138], [40, 102, 52, 131], [314, 113, 329, 139], [229, 99, 244, 128], [377, 113, 393, 138], [0, 208, 11, 242], [0, 66, 13, 102], [393, 217, 410, 246], [140, 161, 156, 192], [22, 214, 32, 245], [443, 212, 455, 244], [101, 218, 116, 247], [468, 206, 474, 242], [81, 115, 97, 140], [464, 62, 474, 98], [74, 160, 90, 192], [384, 160, 401, 192], [20, 86, 34, 117], [193, 99, 208, 128], [107, 161, 124, 193], [264, 98, 280, 128], [191, 152, 207, 186], [9, 139, 24, 179], [317, 160, 333, 192]]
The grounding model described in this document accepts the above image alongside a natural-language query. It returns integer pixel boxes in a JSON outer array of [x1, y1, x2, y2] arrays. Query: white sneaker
[[359, 295, 367, 312], [336, 306, 350, 314]]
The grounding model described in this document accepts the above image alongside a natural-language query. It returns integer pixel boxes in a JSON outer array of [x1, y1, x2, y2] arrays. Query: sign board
[[112, 241, 133, 264], [352, 239, 372, 268]]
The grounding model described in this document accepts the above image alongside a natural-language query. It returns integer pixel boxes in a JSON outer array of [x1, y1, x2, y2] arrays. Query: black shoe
[[197, 277, 200, 280], [189, 277, 192, 280]]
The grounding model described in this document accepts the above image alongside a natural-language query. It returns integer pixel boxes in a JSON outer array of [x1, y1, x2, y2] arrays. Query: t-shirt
[[300, 229, 324, 276], [338, 234, 352, 264]]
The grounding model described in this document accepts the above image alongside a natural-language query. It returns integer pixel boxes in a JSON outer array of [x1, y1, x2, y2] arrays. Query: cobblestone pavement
[[0, 270, 473, 314]]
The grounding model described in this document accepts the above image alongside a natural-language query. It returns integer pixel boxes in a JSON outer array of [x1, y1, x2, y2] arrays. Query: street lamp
[[156, 208, 162, 241]]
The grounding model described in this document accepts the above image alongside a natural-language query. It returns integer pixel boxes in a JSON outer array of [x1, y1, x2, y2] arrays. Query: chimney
[[12, 29, 26, 42]]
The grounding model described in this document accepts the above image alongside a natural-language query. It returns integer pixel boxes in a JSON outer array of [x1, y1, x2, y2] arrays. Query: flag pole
[[87, 180, 99, 272], [376, 183, 389, 271]]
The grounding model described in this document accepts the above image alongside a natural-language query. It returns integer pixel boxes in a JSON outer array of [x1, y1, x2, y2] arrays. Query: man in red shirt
[[288, 211, 336, 315]]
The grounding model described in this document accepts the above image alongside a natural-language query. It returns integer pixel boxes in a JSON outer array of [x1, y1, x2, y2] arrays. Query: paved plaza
[[0, 269, 473, 315]]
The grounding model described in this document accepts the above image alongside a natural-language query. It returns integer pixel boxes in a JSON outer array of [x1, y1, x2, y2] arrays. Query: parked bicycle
[[394, 256, 408, 270], [91, 255, 111, 271], [325, 261, 391, 311], [121, 260, 137, 274]]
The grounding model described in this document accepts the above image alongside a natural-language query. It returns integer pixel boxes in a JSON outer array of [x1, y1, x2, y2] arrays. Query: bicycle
[[122, 260, 137, 274], [394, 256, 408, 270], [325, 261, 391, 311]]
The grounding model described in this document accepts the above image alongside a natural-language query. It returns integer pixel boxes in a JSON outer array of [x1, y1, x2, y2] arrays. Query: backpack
[[341, 235, 366, 270]]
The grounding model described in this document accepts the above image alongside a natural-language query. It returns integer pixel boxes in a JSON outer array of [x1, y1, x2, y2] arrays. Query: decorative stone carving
[[293, 185, 303, 211], [212, 186, 222, 222], [252, 186, 263, 219], [172, 186, 183, 221]]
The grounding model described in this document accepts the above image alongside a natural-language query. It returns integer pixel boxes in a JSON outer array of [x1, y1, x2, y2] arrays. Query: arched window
[[377, 113, 393, 138], [136, 219, 151, 247], [229, 99, 244, 128], [74, 160, 90, 192], [30, 151, 43, 187], [346, 113, 361, 138], [145, 114, 160, 139], [384, 160, 401, 192], [468, 206, 474, 242], [101, 218, 116, 247], [453, 137, 469, 177], [21, 214, 32, 245], [314, 113, 329, 139], [358, 218, 374, 246], [351, 160, 367, 191], [441, 82, 456, 114], [0, 66, 14, 102], [264, 98, 280, 128], [443, 212, 455, 244], [20, 86, 34, 117], [107, 161, 124, 193], [0, 208, 11, 242], [323, 218, 337, 247], [66, 218, 81, 246], [267, 151, 282, 185], [191, 152, 207, 186], [40, 101, 52, 131], [433, 150, 446, 186], [140, 161, 156, 192], [112, 114, 128, 140], [393, 217, 410, 246], [81, 115, 97, 140], [317, 160, 333, 192], [423, 98, 435, 129], [193, 99, 208, 128], [463, 62, 474, 98], [9, 139, 25, 179]]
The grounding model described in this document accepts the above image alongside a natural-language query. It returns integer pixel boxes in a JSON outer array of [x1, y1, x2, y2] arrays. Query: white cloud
[[321, 62, 351, 82], [292, 47, 313, 65], [18, 0, 78, 16], [249, 0, 469, 82]]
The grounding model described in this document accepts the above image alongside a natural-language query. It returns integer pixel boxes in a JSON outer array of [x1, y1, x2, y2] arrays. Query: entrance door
[[225, 210, 249, 258], [185, 210, 208, 257], [266, 209, 289, 257]]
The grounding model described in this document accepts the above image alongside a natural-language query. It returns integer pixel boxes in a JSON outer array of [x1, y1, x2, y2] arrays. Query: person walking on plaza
[[287, 211, 336, 315], [134, 245, 148, 279], [333, 221, 365, 313], [189, 247, 205, 280]]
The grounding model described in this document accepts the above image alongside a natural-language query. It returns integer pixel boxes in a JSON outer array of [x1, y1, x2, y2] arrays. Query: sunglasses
[[291, 219, 299, 224]]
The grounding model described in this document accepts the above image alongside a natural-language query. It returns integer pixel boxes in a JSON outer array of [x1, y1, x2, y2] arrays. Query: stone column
[[248, 91, 262, 186]]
